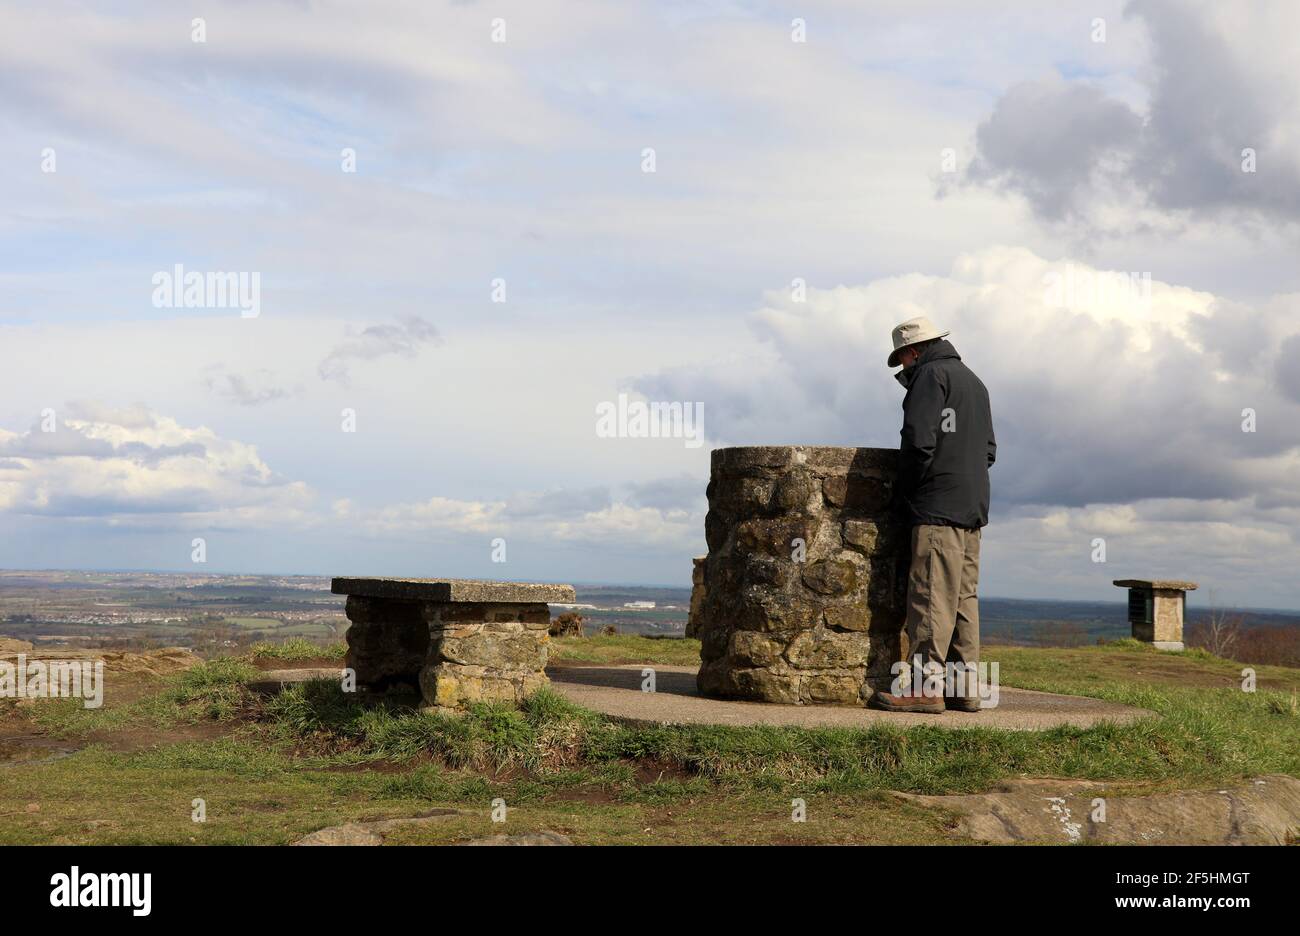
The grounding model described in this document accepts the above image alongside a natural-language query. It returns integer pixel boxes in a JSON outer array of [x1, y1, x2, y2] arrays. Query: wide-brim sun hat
[[887, 315, 950, 367]]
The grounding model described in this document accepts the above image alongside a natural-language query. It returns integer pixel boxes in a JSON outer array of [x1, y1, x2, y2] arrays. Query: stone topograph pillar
[[331, 578, 575, 709], [694, 446, 909, 705]]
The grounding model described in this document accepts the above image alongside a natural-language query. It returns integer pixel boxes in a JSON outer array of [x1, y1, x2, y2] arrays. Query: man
[[870, 316, 995, 714]]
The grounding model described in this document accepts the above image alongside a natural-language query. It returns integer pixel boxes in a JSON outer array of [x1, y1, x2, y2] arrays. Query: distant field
[[223, 616, 277, 629], [1, 570, 1296, 667]]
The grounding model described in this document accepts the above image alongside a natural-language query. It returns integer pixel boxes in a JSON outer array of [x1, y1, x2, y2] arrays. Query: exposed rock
[[292, 809, 462, 845], [0, 638, 34, 653], [463, 831, 573, 846], [896, 775, 1300, 844], [0, 736, 79, 769], [293, 823, 384, 846], [0, 647, 199, 678]]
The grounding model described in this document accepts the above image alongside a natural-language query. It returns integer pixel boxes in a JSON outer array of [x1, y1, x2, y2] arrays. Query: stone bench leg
[[342, 596, 551, 708], [343, 596, 428, 694], [419, 602, 551, 708]]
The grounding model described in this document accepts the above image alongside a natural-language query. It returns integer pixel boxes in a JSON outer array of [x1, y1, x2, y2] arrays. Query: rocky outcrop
[[896, 775, 1300, 844], [292, 809, 461, 845], [292, 811, 573, 846], [694, 446, 909, 705], [463, 831, 573, 846], [0, 646, 198, 677]]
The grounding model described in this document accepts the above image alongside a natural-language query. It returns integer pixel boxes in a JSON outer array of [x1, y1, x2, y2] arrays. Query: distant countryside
[[1, 570, 1296, 668]]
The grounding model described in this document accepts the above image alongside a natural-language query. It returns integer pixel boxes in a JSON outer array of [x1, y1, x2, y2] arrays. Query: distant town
[[1, 569, 1297, 667], [0, 570, 689, 653]]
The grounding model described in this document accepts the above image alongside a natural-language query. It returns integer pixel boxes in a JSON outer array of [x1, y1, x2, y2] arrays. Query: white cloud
[[351, 495, 506, 536], [339, 490, 700, 555], [632, 245, 1300, 602], [0, 405, 312, 527]]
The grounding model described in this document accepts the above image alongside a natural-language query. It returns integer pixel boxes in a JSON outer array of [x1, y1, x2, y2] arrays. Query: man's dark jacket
[[894, 339, 995, 529]]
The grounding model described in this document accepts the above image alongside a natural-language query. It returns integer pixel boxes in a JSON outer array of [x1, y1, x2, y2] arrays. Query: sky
[[2, 0, 1300, 609]]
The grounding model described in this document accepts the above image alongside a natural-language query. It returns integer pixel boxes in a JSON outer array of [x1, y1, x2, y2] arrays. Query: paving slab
[[547, 663, 1154, 731], [331, 577, 575, 603]]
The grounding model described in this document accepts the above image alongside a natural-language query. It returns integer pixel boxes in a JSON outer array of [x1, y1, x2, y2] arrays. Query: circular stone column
[[694, 446, 908, 705]]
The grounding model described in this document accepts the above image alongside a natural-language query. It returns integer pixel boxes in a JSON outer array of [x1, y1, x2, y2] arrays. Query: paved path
[[547, 664, 1153, 731]]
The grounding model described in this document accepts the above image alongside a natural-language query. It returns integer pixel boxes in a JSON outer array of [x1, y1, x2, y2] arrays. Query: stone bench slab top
[[331, 577, 576, 603], [1113, 579, 1198, 591]]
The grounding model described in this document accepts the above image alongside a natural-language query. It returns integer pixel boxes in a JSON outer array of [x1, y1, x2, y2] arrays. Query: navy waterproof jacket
[[894, 339, 996, 529]]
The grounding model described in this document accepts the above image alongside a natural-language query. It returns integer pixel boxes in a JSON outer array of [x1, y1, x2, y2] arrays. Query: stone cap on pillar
[[331, 577, 576, 603], [1113, 579, 1199, 591], [712, 445, 897, 474]]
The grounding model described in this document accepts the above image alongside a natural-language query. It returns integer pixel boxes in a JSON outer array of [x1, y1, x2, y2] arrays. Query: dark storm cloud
[[966, 78, 1142, 221], [1274, 335, 1300, 405], [965, 0, 1300, 226]]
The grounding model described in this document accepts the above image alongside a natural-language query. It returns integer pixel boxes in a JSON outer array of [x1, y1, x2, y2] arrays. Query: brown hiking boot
[[868, 690, 944, 714], [945, 696, 981, 712]]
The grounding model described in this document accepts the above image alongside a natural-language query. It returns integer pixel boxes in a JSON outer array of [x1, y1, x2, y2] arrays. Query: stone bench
[[1113, 578, 1197, 651], [330, 578, 576, 709]]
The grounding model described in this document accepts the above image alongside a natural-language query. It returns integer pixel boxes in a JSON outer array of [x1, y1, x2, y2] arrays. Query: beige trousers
[[904, 524, 981, 696]]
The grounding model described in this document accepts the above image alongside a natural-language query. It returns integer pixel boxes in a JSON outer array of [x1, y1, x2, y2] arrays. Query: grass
[[2, 636, 1297, 844], [247, 638, 346, 662], [0, 742, 949, 844], [989, 639, 1300, 694], [550, 634, 702, 665], [257, 667, 1299, 795], [27, 657, 259, 738]]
